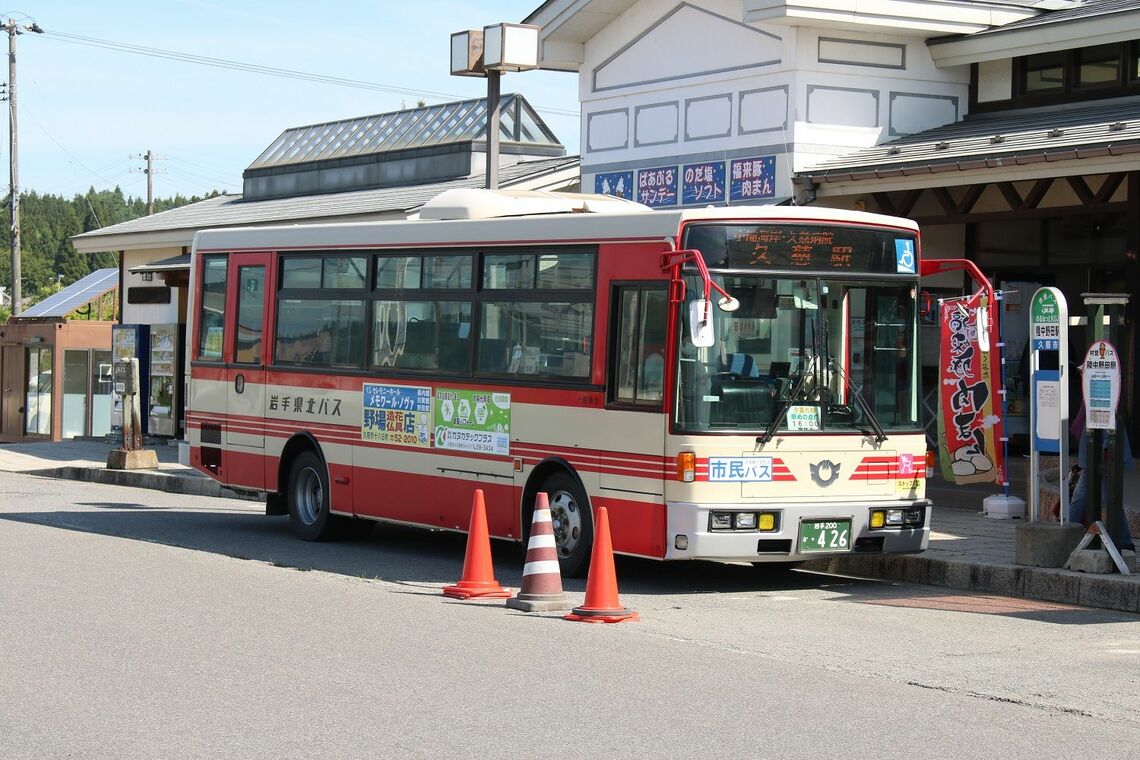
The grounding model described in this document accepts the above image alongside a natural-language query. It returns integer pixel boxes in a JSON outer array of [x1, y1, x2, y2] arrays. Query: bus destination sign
[[687, 224, 917, 275]]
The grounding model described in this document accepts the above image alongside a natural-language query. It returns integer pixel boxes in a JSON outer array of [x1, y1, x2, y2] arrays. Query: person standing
[[1068, 400, 1134, 550]]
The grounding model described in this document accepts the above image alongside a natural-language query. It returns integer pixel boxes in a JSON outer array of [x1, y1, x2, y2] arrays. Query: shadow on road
[[0, 500, 860, 597], [4, 497, 1132, 623]]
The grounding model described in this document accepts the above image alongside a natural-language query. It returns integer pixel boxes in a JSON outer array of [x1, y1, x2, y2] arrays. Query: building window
[[1022, 50, 1065, 93], [1076, 43, 1121, 89], [1009, 41, 1139, 103]]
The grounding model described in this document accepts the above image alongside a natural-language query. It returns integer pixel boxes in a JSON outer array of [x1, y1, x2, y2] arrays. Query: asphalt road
[[1, 470, 1137, 759]]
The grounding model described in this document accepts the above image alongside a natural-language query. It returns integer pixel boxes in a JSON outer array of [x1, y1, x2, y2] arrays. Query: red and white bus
[[187, 189, 930, 575]]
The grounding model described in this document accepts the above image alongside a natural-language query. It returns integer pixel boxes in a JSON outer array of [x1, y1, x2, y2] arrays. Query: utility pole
[[145, 149, 154, 215], [131, 150, 162, 214], [1, 17, 43, 316]]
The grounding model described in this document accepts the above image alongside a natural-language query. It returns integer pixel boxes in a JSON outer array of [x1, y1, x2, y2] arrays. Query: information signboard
[[1081, 339, 1121, 431], [1030, 288, 1063, 350]]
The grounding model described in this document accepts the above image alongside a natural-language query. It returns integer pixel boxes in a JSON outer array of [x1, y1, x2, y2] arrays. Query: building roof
[[71, 155, 581, 253], [247, 93, 561, 171], [928, 0, 1140, 66], [935, 0, 1132, 39], [18, 268, 118, 319], [798, 99, 1140, 187]]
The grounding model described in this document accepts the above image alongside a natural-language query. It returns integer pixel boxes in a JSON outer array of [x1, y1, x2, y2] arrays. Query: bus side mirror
[[919, 291, 935, 322], [689, 299, 715, 347]]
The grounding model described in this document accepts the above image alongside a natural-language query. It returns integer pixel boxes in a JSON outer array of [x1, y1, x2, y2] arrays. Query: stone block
[[924, 559, 970, 590], [1020, 567, 1081, 605], [1065, 549, 1137, 574], [106, 448, 159, 470], [1078, 575, 1140, 613], [1015, 523, 1086, 567], [970, 564, 1023, 596]]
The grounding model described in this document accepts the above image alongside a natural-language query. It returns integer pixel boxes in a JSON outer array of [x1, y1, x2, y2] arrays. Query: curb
[[802, 554, 1140, 614], [28, 466, 242, 500]]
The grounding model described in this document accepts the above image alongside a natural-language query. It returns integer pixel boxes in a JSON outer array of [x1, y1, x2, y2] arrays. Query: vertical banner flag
[[938, 293, 1005, 485]]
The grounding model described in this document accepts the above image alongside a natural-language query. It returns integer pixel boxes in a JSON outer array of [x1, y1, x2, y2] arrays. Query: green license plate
[[798, 519, 851, 553]]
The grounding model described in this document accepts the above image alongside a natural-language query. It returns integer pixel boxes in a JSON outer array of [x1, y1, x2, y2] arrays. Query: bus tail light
[[925, 450, 936, 478], [676, 451, 696, 482]]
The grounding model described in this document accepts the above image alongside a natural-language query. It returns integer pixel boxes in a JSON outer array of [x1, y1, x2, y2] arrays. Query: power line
[[40, 29, 581, 119]]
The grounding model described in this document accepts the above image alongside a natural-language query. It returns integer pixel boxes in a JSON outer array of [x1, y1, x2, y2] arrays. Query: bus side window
[[611, 284, 667, 406], [197, 255, 228, 361]]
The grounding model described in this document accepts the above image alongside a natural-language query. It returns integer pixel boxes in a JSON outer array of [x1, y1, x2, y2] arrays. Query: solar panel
[[20, 268, 119, 319]]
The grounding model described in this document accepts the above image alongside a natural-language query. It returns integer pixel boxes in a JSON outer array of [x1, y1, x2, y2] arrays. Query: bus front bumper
[[663, 499, 931, 562]]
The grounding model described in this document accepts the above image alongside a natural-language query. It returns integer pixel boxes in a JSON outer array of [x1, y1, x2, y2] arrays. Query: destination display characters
[[684, 224, 918, 274]]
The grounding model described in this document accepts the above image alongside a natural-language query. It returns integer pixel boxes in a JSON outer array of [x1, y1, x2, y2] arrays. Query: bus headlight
[[870, 507, 925, 529], [710, 512, 733, 530], [709, 512, 777, 531], [734, 512, 757, 530]]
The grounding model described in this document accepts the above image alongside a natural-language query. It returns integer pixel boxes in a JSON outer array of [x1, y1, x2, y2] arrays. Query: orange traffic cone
[[507, 493, 574, 612], [443, 489, 511, 600], [564, 506, 639, 623]]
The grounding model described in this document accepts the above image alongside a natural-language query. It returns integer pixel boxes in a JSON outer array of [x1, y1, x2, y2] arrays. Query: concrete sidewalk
[[1, 439, 1137, 614]]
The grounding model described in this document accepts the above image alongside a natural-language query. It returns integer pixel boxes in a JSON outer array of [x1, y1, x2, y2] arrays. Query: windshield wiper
[[828, 358, 887, 443], [757, 363, 811, 445]]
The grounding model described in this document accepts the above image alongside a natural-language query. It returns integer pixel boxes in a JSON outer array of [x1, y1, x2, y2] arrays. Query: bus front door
[[224, 253, 270, 489]]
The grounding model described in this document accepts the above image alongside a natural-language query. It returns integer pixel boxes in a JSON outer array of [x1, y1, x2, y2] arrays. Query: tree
[[0, 186, 219, 310]]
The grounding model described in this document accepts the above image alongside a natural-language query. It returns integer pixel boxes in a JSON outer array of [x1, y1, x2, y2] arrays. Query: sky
[[5, 1, 582, 201]]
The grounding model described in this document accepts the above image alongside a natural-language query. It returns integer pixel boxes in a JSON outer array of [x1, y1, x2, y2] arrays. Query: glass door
[[24, 347, 53, 436], [62, 350, 89, 439], [91, 350, 113, 437]]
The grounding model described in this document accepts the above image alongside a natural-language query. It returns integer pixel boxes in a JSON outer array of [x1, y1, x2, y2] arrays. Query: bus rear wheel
[[542, 472, 593, 578], [287, 450, 336, 541]]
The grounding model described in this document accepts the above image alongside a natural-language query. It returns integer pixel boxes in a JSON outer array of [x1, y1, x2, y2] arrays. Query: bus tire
[[542, 471, 593, 578], [287, 450, 336, 541]]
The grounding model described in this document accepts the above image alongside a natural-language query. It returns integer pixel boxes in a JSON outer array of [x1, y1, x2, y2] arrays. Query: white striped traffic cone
[[506, 492, 574, 612]]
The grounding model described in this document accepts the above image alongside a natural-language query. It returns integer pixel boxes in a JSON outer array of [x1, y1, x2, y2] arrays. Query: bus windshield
[[675, 272, 919, 435]]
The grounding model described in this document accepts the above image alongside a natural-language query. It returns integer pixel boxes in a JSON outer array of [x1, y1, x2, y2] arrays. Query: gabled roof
[[18, 268, 118, 319], [71, 156, 581, 253], [798, 99, 1140, 188]]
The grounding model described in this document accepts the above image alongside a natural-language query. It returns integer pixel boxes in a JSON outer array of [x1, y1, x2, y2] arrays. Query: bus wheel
[[287, 450, 335, 541], [543, 472, 593, 578]]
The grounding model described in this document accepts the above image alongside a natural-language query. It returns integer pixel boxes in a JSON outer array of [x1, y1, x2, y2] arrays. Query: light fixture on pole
[[450, 23, 539, 190]]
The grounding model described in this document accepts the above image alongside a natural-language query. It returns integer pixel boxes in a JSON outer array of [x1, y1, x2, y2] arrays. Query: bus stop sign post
[[1015, 289, 1085, 569], [1028, 287, 1069, 523], [1064, 294, 1131, 575], [107, 358, 158, 471]]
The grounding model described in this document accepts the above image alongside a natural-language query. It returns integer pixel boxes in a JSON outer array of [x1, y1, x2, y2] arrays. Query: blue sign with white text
[[636, 166, 678, 207], [729, 156, 776, 202], [681, 161, 725, 205]]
